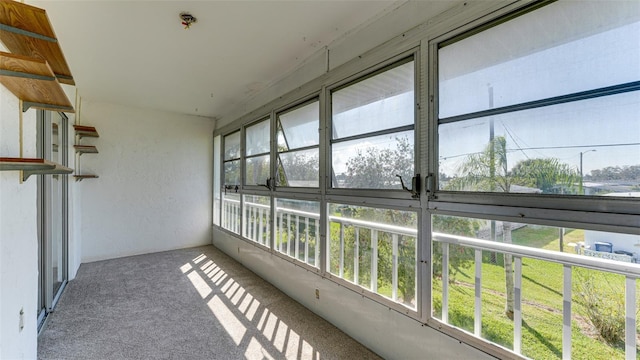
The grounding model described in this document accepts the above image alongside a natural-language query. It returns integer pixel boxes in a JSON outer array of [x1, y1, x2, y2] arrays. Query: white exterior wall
[[78, 101, 215, 262], [0, 82, 39, 360]]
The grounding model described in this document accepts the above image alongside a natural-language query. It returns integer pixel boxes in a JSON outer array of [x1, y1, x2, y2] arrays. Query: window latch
[[260, 178, 275, 191], [396, 173, 420, 199], [224, 185, 238, 194]]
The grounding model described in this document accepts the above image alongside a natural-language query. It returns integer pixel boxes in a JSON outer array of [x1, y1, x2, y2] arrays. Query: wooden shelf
[[74, 145, 98, 154], [73, 174, 98, 182], [0, 51, 74, 112], [73, 125, 99, 138], [0, 0, 74, 85], [0, 157, 72, 180]]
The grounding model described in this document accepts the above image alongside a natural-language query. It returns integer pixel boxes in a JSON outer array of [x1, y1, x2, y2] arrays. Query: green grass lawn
[[433, 227, 639, 360]]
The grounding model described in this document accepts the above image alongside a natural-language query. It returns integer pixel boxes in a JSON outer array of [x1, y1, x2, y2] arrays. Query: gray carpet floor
[[38, 245, 382, 360]]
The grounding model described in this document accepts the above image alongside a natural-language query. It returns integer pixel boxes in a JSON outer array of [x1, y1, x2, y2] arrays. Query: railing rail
[[433, 232, 639, 360]]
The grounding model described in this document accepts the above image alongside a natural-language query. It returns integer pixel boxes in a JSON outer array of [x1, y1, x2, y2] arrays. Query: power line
[[440, 142, 640, 160]]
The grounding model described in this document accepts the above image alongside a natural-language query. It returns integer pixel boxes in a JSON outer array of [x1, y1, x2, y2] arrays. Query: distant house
[[583, 192, 640, 261]]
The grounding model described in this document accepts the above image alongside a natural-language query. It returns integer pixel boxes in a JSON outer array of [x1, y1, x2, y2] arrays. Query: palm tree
[[451, 136, 578, 319]]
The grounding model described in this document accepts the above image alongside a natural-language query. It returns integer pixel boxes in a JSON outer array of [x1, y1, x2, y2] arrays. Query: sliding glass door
[[37, 110, 69, 330]]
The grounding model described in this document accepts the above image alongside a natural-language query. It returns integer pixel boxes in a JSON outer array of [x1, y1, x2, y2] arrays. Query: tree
[[343, 136, 413, 189], [453, 136, 577, 319], [510, 158, 578, 194], [432, 215, 479, 281], [331, 138, 418, 305], [277, 152, 319, 186]]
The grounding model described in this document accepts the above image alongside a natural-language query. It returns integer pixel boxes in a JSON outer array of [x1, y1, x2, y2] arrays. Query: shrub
[[575, 270, 625, 344]]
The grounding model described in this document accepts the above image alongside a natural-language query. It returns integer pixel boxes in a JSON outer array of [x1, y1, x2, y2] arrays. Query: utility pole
[[579, 149, 596, 195]]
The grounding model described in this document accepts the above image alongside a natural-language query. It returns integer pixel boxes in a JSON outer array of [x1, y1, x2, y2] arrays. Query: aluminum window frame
[[274, 96, 321, 191], [428, 1, 640, 223], [426, 0, 640, 358], [243, 116, 272, 188], [326, 51, 421, 200]]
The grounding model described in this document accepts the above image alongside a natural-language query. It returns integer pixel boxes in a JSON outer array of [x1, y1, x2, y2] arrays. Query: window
[[222, 132, 241, 233], [438, 2, 640, 197], [245, 118, 270, 186], [276, 100, 319, 187], [433, 2, 640, 359], [328, 203, 417, 309], [213, 135, 221, 226], [274, 198, 320, 267], [242, 194, 270, 247], [331, 59, 415, 190], [433, 214, 639, 358]]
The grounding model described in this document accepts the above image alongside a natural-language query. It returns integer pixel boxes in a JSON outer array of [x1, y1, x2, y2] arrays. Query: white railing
[[275, 205, 320, 267], [433, 232, 640, 360], [227, 199, 417, 305], [328, 216, 416, 304], [221, 196, 241, 234], [242, 201, 270, 247]]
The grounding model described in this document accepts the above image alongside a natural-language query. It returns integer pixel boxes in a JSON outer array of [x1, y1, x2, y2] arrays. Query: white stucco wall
[[78, 101, 215, 262], [0, 83, 39, 360]]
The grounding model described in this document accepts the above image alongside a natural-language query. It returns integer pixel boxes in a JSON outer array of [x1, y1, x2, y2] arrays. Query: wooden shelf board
[[0, 0, 74, 85], [0, 157, 72, 180], [0, 51, 74, 112], [73, 124, 99, 138], [74, 145, 98, 154]]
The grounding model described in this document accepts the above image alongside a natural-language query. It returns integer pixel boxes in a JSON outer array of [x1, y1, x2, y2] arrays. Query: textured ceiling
[[30, 1, 400, 120]]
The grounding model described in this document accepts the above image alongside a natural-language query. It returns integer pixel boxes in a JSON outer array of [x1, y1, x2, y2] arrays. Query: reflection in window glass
[[331, 59, 415, 190], [329, 203, 417, 309], [246, 119, 270, 156], [243, 195, 270, 247], [432, 214, 640, 359], [439, 2, 640, 119], [274, 198, 320, 268], [224, 131, 241, 160], [277, 100, 319, 187], [332, 61, 414, 139]]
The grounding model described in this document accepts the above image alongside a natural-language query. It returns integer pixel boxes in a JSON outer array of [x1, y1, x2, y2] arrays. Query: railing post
[[233, 202, 238, 233], [371, 230, 378, 293], [295, 215, 300, 260], [222, 199, 226, 229], [562, 265, 572, 360], [354, 228, 360, 286], [442, 242, 449, 323], [287, 213, 292, 256], [625, 276, 637, 360], [392, 234, 399, 301], [305, 217, 310, 264], [243, 204, 249, 239], [514, 256, 522, 354], [474, 249, 482, 337], [258, 208, 264, 245], [278, 211, 283, 253], [339, 223, 345, 278], [314, 219, 319, 267]]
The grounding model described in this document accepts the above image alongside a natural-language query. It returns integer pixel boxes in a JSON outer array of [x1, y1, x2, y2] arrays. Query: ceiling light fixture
[[180, 12, 197, 29]]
